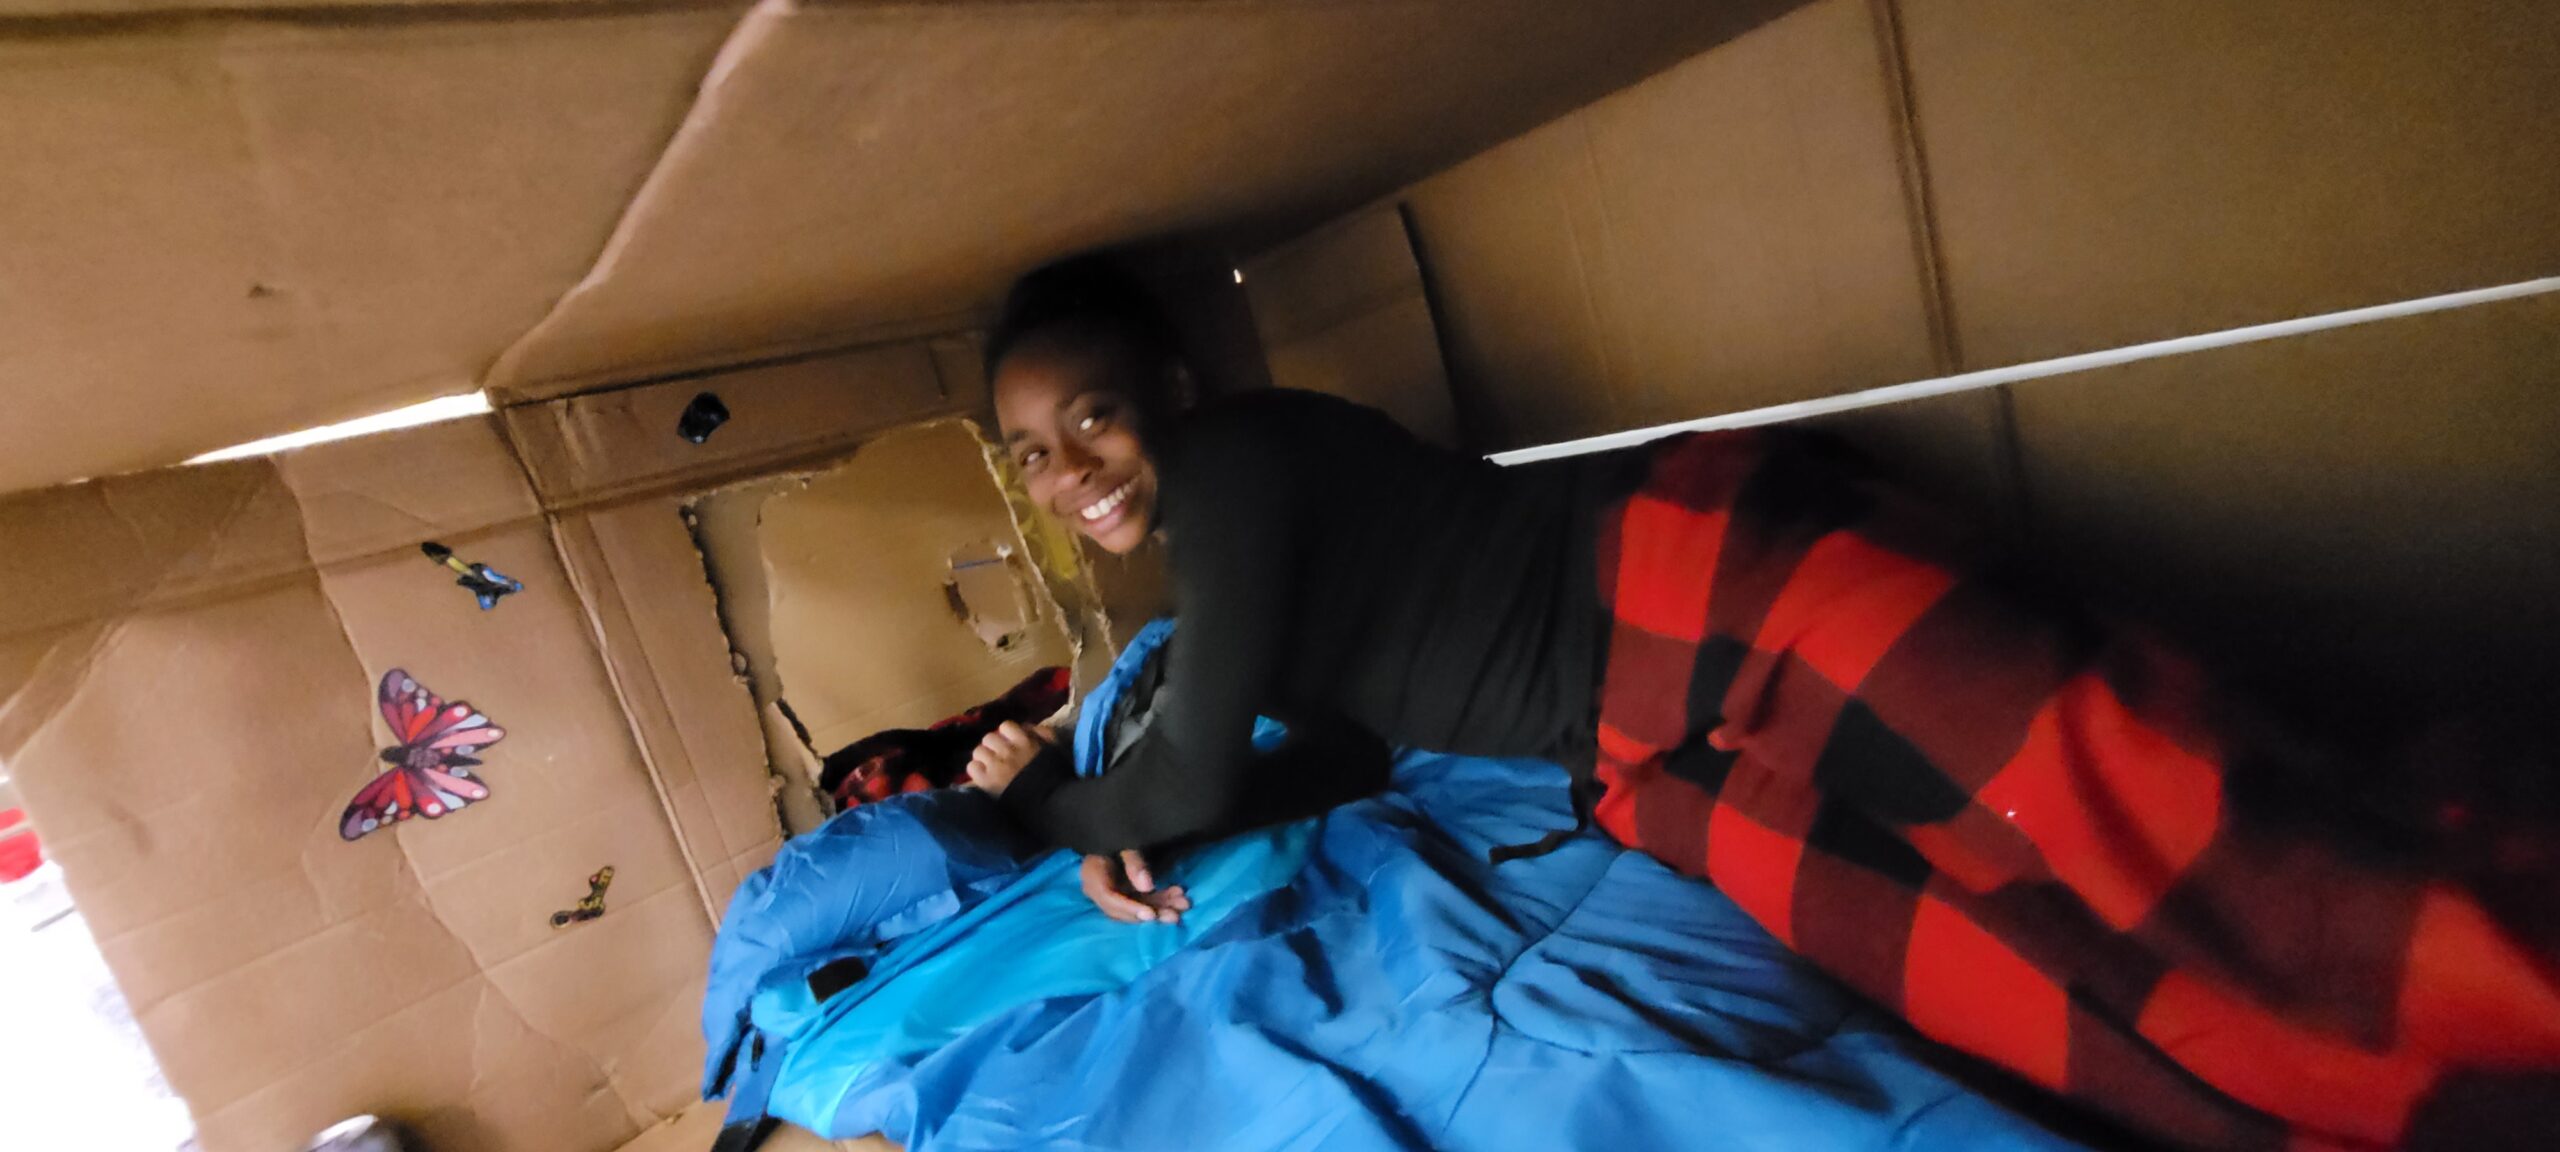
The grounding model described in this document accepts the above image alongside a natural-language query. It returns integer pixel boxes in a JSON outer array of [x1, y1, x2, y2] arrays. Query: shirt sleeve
[[997, 415, 1379, 855]]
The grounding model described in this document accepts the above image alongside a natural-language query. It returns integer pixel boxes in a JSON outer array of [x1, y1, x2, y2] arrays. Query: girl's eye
[[1077, 411, 1109, 434], [1018, 448, 1047, 472]]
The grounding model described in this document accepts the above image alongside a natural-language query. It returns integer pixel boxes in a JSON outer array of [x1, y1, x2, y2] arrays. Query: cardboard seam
[[522, 402, 970, 517], [147, 471, 649, 1133], [561, 512, 737, 910], [1563, 114, 1629, 429], [639, 506, 789, 859], [1863, 0, 2030, 539], [1865, 0, 1960, 376], [679, 485, 824, 830], [544, 512, 727, 926], [492, 309, 986, 411]]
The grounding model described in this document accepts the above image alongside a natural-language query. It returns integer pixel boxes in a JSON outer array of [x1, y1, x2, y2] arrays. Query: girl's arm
[[997, 420, 1382, 854]]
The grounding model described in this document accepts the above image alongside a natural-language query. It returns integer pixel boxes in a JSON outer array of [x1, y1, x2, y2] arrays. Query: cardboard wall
[[1901, 0, 2560, 368], [1404, 0, 1946, 452], [0, 7, 747, 495], [752, 422, 1077, 759], [7, 1, 1763, 498], [0, 419, 713, 1152], [1377, 0, 2560, 720], [0, 330, 1015, 1150], [1244, 206, 1458, 448], [2006, 293, 2560, 724], [481, 0, 1795, 401], [6, 5, 2551, 1151]]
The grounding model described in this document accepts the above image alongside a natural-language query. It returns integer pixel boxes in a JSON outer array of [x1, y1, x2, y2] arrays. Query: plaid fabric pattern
[[1588, 431, 2560, 1150], [820, 666, 1070, 808]]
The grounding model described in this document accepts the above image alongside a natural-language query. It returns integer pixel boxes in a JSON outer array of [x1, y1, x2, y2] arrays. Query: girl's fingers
[[1080, 857, 1155, 922]]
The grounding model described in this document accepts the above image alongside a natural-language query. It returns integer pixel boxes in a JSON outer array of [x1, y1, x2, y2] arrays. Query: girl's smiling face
[[993, 336, 1160, 555]]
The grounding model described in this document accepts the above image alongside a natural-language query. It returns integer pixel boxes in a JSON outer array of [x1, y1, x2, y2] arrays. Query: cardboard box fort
[[3, 2, 2555, 1151]]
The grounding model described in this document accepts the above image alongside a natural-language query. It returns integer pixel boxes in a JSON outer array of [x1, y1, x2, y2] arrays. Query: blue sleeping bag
[[704, 622, 2085, 1151]]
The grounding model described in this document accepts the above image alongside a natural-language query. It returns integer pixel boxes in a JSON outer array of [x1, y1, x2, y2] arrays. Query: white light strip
[[1489, 276, 2560, 465], [185, 391, 494, 464]]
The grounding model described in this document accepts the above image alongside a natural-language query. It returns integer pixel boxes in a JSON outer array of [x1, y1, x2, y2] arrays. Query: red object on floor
[[0, 808, 41, 882]]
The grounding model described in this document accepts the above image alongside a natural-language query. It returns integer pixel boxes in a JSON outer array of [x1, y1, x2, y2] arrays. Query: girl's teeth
[[1081, 483, 1129, 522]]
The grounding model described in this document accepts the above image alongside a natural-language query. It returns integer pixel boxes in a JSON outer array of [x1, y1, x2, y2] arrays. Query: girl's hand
[[966, 720, 1047, 796], [1079, 849, 1190, 924]]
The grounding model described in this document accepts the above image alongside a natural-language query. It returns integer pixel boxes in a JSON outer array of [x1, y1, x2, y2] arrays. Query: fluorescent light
[[1490, 275, 2560, 465], [186, 391, 493, 464]]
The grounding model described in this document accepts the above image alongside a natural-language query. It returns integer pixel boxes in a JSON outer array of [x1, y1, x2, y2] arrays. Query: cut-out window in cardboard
[[686, 422, 1084, 828]]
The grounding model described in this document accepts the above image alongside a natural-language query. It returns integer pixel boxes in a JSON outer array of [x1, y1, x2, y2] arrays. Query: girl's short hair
[[986, 253, 1185, 415]]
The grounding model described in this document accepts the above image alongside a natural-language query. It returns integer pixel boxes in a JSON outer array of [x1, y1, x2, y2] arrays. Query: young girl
[[965, 255, 2559, 1150]]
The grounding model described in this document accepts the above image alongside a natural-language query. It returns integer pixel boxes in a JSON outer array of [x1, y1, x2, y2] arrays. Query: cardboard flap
[[0, 461, 310, 644], [0, 9, 745, 496], [484, 0, 1762, 398], [275, 415, 544, 566], [1244, 205, 1457, 446], [553, 499, 786, 915], [499, 341, 951, 510], [0, 422, 712, 1152]]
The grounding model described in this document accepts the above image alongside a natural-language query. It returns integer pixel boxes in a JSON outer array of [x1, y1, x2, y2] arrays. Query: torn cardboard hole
[[943, 541, 1030, 652], [685, 421, 1101, 829]]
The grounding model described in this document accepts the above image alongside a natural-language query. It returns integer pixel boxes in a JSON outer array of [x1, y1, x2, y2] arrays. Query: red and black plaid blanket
[[1589, 430, 2560, 1150], [820, 666, 1070, 809]]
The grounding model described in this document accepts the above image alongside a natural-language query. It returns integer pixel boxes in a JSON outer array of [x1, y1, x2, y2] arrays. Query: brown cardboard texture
[[1364, 0, 2554, 724], [1403, 0, 1940, 451], [501, 341, 955, 512], [754, 422, 1076, 760], [2007, 291, 2560, 722], [681, 479, 838, 836], [1900, 0, 2560, 369], [7, 4, 2556, 1152], [484, 0, 1792, 400], [1244, 205, 1458, 448], [0, 7, 743, 495], [6, 2, 1748, 494], [0, 419, 711, 1152], [551, 498, 787, 916]]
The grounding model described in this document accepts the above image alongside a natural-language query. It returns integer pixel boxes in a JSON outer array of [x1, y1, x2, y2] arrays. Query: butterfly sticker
[[421, 541, 524, 611], [340, 669, 505, 842], [551, 866, 615, 928]]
